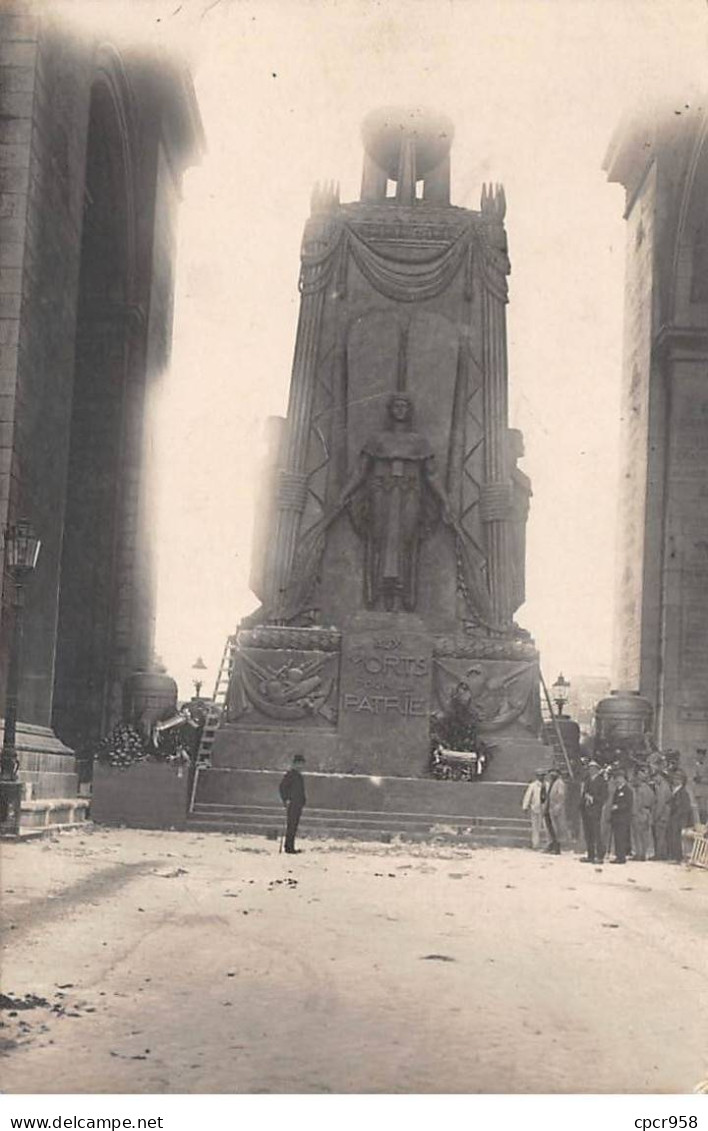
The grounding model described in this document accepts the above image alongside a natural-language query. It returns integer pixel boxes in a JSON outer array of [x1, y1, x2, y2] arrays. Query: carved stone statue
[[279, 391, 495, 626], [340, 393, 449, 611]]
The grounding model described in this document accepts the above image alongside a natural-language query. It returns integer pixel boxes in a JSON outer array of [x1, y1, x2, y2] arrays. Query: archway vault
[[52, 63, 147, 753]]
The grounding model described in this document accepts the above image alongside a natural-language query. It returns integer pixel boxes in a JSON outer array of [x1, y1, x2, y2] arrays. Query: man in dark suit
[[666, 769, 695, 863], [610, 767, 633, 864], [651, 769, 672, 860], [580, 760, 608, 863], [279, 754, 307, 854], [631, 766, 656, 861]]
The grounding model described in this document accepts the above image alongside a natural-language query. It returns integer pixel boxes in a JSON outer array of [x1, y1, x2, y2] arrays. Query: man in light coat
[[522, 768, 546, 849]]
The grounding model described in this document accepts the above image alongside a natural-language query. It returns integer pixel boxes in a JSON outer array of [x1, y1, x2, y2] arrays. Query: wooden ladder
[[189, 634, 238, 813], [196, 634, 237, 761], [539, 671, 574, 778]]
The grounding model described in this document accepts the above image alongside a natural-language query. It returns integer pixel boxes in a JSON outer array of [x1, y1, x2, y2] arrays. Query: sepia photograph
[[1, 0, 707, 1106]]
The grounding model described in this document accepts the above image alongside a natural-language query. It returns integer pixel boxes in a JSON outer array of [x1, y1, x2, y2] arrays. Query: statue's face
[[389, 396, 412, 423]]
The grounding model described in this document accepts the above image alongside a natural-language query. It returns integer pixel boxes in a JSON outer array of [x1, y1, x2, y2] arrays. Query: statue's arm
[[423, 455, 454, 524], [338, 452, 371, 507]]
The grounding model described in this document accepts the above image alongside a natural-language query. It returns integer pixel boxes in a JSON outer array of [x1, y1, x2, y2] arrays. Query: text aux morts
[[343, 648, 429, 716]]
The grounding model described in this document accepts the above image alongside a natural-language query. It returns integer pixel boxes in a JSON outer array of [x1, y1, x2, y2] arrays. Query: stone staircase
[[19, 792, 90, 835], [188, 800, 531, 847]]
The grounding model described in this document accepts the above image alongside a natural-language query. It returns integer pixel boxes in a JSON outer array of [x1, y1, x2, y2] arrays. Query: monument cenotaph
[[196, 109, 547, 825]]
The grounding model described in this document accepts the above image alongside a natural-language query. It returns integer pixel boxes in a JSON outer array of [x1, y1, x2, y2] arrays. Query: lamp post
[[552, 672, 571, 718], [1, 519, 41, 832], [191, 655, 207, 700]]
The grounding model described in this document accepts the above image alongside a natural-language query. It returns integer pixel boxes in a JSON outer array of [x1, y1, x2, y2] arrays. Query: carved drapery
[[290, 217, 479, 305], [344, 225, 476, 303]]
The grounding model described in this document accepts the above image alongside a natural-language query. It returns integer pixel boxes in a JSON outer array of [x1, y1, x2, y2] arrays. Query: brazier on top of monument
[[212, 107, 542, 782]]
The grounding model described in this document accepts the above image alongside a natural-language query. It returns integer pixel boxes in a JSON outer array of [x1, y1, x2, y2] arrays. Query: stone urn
[[594, 689, 654, 758], [123, 664, 178, 736]]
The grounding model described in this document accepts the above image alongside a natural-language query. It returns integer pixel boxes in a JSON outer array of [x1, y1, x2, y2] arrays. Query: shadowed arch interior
[[52, 79, 133, 752]]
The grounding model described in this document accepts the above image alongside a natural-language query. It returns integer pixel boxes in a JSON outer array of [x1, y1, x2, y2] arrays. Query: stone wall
[[607, 106, 708, 752], [9, 18, 89, 727], [0, 5, 40, 707], [612, 161, 656, 692], [0, 4, 201, 758]]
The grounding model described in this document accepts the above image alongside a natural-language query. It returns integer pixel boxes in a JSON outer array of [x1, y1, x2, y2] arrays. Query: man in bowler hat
[[666, 769, 696, 863], [279, 754, 307, 854], [610, 767, 633, 864], [580, 760, 608, 863]]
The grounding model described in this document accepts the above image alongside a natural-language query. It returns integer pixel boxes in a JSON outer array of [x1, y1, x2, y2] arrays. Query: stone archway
[[51, 76, 139, 753], [607, 107, 708, 753]]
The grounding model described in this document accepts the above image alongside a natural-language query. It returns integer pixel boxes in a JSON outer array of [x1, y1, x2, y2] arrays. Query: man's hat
[[587, 761, 600, 770], [293, 754, 306, 764]]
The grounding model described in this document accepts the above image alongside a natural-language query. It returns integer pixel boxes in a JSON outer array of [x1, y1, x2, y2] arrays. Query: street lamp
[[191, 655, 208, 700], [552, 672, 571, 718], [1, 519, 41, 831]]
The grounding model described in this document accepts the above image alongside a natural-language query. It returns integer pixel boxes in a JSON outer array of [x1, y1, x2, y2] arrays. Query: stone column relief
[[480, 184, 515, 629], [266, 204, 341, 616]]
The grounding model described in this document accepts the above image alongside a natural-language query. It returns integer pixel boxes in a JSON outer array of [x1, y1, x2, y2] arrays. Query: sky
[[56, 0, 708, 700]]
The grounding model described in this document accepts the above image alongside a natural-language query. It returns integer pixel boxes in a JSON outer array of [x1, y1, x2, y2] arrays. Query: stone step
[[187, 803, 531, 846], [193, 801, 529, 828], [196, 768, 529, 819], [186, 818, 529, 846], [18, 797, 90, 835], [190, 809, 527, 836]]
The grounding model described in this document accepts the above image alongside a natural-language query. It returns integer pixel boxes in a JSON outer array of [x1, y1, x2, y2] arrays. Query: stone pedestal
[[92, 760, 190, 830], [337, 613, 432, 776], [211, 620, 548, 785], [0, 781, 23, 835], [0, 720, 78, 799], [0, 719, 89, 835]]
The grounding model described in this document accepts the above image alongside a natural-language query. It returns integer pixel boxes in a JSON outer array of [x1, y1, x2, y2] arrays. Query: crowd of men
[[522, 756, 703, 864]]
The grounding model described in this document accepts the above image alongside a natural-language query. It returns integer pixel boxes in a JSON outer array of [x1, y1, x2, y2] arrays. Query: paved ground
[[1, 826, 707, 1094]]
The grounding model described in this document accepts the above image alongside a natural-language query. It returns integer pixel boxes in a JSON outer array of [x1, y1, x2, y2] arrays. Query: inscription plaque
[[338, 612, 432, 775]]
